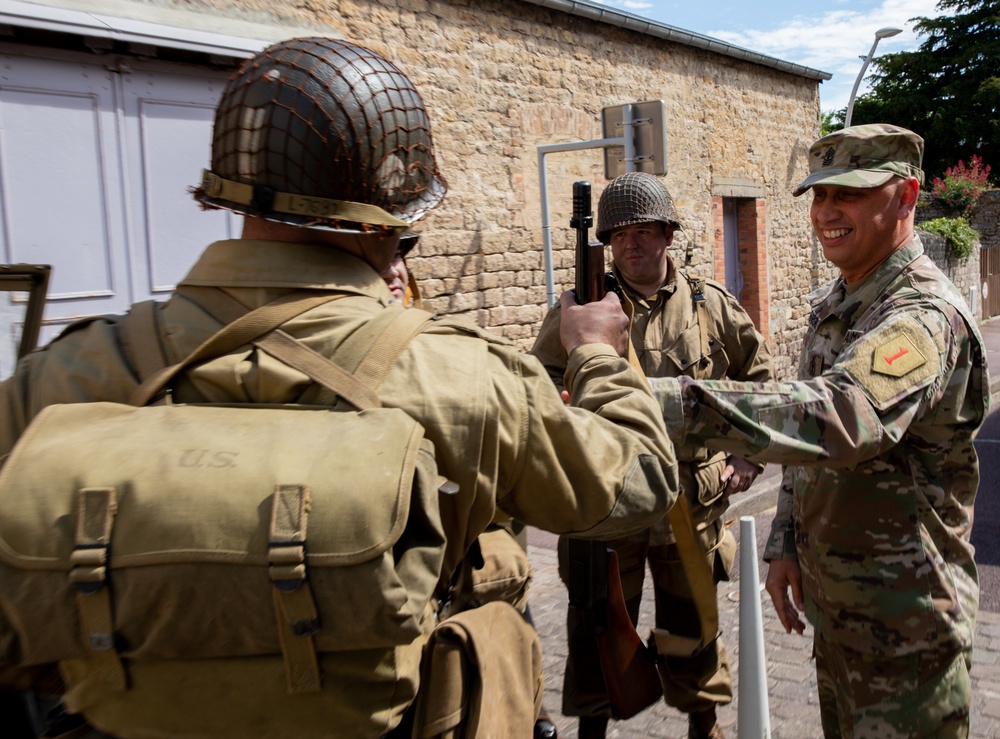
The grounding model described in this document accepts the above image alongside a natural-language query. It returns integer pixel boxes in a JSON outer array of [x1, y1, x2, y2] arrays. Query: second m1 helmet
[[596, 171, 681, 244]]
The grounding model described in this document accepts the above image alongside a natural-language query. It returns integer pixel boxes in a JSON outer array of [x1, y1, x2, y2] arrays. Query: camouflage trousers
[[557, 518, 735, 717], [814, 628, 971, 738]]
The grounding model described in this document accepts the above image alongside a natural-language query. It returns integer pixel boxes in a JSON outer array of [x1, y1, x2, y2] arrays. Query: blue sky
[[592, 0, 942, 113]]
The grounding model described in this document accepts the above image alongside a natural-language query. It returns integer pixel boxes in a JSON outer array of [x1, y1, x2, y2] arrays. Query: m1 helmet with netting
[[596, 171, 681, 244], [194, 37, 447, 233]]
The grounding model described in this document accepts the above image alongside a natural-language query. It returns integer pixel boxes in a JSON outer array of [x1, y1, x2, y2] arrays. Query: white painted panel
[[0, 292, 26, 379], [0, 50, 130, 340], [121, 64, 236, 299], [0, 46, 238, 363]]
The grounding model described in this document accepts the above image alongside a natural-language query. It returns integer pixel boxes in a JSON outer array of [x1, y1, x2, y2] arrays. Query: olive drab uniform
[[0, 239, 680, 736], [652, 235, 989, 736], [531, 259, 773, 718], [0, 35, 682, 737]]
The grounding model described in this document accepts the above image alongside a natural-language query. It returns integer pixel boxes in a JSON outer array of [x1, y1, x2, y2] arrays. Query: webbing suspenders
[[115, 289, 432, 693], [682, 272, 712, 376]]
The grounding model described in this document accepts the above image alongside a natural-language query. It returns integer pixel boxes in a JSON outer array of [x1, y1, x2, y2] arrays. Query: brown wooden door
[[981, 246, 1000, 319]]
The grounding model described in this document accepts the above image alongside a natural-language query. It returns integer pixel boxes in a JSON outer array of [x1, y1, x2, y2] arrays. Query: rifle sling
[[620, 295, 720, 658]]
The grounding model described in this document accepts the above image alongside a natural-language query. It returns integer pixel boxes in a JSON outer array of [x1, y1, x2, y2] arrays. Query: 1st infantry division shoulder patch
[[872, 334, 927, 377], [841, 317, 939, 409]]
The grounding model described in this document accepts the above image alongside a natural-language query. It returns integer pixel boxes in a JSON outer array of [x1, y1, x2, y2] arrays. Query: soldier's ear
[[898, 177, 920, 217]]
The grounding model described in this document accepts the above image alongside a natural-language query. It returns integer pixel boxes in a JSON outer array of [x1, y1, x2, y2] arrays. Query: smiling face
[[809, 177, 919, 284], [609, 221, 674, 297]]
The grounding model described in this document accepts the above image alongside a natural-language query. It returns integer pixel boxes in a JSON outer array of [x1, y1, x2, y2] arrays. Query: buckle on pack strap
[[71, 488, 127, 691], [268, 485, 322, 694]]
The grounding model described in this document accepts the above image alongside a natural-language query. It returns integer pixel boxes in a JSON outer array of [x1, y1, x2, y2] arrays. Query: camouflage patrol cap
[[596, 171, 681, 244], [793, 123, 924, 197]]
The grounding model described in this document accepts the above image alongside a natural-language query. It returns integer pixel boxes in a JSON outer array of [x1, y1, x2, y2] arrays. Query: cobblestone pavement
[[526, 521, 1000, 738]]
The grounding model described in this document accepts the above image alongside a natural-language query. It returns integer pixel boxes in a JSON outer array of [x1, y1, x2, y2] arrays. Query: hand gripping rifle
[[565, 181, 663, 720]]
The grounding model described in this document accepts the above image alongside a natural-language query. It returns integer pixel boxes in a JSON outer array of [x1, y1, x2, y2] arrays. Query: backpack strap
[[178, 286, 433, 409], [297, 305, 434, 407], [268, 484, 322, 694], [128, 290, 354, 407], [69, 487, 127, 692], [175, 286, 387, 410], [681, 272, 711, 376], [123, 300, 169, 383]]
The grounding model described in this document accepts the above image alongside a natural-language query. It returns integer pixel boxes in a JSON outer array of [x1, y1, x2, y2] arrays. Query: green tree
[[845, 0, 1000, 182], [820, 110, 840, 136]]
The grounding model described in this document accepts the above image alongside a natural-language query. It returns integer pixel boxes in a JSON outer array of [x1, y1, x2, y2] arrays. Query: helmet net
[[197, 37, 446, 229], [596, 172, 680, 243]]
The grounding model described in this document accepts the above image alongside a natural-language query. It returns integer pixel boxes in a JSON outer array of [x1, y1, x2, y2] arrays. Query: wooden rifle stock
[[566, 181, 663, 719]]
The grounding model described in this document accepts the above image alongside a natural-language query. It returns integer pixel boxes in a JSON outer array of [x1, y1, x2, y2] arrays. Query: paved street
[[525, 316, 1000, 738]]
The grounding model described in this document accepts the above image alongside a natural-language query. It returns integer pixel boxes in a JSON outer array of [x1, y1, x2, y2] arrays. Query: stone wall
[[68, 0, 826, 377], [915, 189, 998, 321], [918, 189, 1000, 250], [915, 231, 981, 319]]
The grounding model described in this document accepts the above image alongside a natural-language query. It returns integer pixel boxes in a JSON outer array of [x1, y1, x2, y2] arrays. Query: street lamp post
[[845, 27, 902, 127]]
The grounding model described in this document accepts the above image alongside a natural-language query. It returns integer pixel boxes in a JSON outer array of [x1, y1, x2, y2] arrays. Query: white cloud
[[706, 0, 942, 111]]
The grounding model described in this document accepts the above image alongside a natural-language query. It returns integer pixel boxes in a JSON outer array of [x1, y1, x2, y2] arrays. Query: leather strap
[[619, 289, 720, 657]]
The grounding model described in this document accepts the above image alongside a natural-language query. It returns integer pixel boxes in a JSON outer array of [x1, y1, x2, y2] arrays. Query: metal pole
[[845, 27, 902, 127], [537, 136, 626, 307], [622, 103, 635, 173], [738, 516, 771, 739]]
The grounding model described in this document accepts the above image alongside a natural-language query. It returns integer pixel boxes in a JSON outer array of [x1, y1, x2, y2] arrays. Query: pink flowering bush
[[931, 155, 992, 214]]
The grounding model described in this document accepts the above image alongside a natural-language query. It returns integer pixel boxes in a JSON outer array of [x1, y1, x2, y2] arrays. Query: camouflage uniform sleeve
[[648, 308, 956, 469], [764, 469, 798, 561]]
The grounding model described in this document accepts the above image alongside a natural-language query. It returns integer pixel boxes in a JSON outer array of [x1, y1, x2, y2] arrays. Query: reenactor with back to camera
[[0, 37, 680, 738], [380, 233, 559, 739], [531, 171, 775, 739], [649, 124, 989, 737]]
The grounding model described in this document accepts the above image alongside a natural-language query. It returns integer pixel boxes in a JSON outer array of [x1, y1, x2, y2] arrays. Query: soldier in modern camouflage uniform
[[532, 172, 774, 739], [650, 124, 989, 737]]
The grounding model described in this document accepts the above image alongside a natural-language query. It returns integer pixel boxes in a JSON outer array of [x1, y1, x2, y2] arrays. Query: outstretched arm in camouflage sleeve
[[650, 312, 956, 469]]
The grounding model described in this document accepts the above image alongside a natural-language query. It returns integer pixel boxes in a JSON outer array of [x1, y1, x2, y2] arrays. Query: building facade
[[0, 0, 833, 378]]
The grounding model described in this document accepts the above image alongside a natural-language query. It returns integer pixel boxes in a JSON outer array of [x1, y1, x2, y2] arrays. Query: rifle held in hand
[[566, 180, 663, 720]]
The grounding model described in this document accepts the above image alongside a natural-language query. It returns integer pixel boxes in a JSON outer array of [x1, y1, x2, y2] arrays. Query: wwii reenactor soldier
[[0, 37, 679, 737], [650, 124, 989, 737], [531, 171, 774, 739]]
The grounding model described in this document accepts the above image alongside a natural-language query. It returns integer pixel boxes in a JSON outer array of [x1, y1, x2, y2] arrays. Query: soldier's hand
[[765, 559, 806, 635], [559, 290, 629, 357], [721, 456, 761, 499]]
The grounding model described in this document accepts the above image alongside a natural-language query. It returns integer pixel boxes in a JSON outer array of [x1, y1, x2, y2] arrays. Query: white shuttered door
[[0, 44, 236, 363]]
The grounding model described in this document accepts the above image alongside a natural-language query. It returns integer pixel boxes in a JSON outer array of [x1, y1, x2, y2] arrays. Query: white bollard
[[738, 515, 771, 738]]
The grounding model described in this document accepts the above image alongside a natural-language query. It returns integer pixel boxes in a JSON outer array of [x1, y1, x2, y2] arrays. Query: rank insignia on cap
[[872, 334, 927, 377]]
